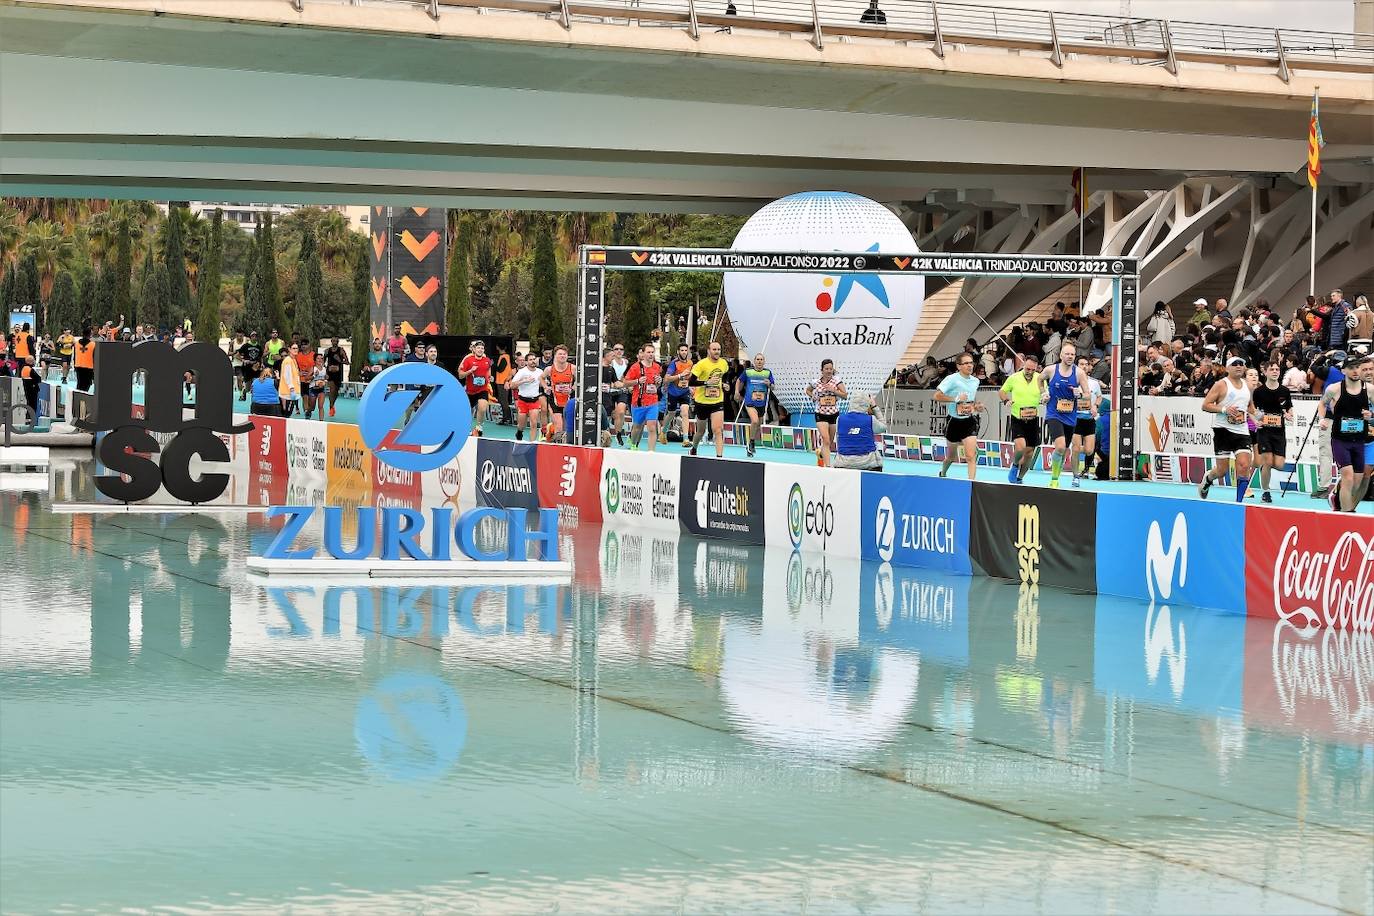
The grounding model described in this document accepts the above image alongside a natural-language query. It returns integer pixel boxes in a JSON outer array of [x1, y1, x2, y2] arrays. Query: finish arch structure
[[575, 246, 1140, 478]]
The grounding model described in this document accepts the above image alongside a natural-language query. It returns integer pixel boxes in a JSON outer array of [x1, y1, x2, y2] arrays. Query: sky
[[969, 0, 1357, 32]]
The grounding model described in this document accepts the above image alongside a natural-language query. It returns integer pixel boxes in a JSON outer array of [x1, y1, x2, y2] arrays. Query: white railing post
[[559, 0, 570, 29], [427, 0, 439, 19], [1161, 19, 1177, 74], [687, 0, 700, 40], [1048, 11, 1063, 67], [1274, 28, 1290, 82], [931, 0, 945, 58], [810, 0, 823, 50], [290, 0, 303, 11]]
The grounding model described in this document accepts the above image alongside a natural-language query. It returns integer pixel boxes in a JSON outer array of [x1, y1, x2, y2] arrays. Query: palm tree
[[86, 211, 118, 269], [21, 219, 77, 302], [0, 204, 22, 268], [315, 209, 354, 269]]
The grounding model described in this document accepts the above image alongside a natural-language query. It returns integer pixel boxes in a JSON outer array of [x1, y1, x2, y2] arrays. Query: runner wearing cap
[[1251, 359, 1294, 503], [999, 353, 1043, 484], [1198, 356, 1256, 503]]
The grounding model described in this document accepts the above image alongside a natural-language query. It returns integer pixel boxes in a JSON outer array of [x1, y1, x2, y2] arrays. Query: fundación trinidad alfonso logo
[[814, 243, 890, 313], [604, 467, 621, 514], [1148, 412, 1172, 452], [359, 362, 471, 472]]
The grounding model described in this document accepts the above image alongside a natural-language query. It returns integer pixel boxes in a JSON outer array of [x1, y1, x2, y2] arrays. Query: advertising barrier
[[969, 483, 1097, 592], [763, 464, 862, 557], [535, 443, 603, 527], [860, 472, 972, 574], [1094, 494, 1246, 614], [1140, 394, 1321, 459], [598, 449, 682, 532], [678, 456, 766, 544], [475, 439, 539, 510], [885, 388, 1007, 439], [285, 418, 328, 479], [1244, 506, 1373, 632]]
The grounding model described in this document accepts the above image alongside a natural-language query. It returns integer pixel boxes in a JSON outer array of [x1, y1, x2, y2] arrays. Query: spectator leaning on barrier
[[833, 391, 887, 470]]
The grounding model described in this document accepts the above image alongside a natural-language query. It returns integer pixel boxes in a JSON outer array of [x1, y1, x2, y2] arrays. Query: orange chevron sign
[[373, 205, 384, 216], [399, 229, 440, 261], [370, 277, 387, 305], [411, 207, 429, 217], [631, 251, 649, 265], [399, 275, 440, 306], [893, 257, 911, 269], [371, 232, 386, 260]]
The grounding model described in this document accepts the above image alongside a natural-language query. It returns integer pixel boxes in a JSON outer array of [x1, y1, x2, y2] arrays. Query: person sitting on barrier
[[251, 367, 282, 417], [833, 392, 886, 471]]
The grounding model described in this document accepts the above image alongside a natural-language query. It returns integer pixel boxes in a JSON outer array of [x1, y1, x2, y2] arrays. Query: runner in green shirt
[[999, 354, 1045, 484]]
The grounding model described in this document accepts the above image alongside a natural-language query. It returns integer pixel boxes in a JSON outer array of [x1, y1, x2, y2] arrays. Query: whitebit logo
[[694, 478, 710, 528], [1145, 513, 1187, 602], [559, 455, 577, 497]]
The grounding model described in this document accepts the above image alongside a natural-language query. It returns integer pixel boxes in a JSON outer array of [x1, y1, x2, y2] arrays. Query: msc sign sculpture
[[74, 341, 253, 503]]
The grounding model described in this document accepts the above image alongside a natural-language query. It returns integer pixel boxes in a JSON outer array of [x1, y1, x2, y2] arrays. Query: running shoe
[[516, 428, 523, 441], [1198, 478, 1212, 500], [1049, 477, 1059, 489], [616, 430, 625, 446], [629, 439, 639, 451], [1071, 475, 1081, 488], [689, 446, 698, 457], [938, 468, 948, 478], [1328, 487, 1339, 511], [1007, 467, 1019, 484], [329, 407, 335, 417], [746, 444, 756, 457], [1261, 491, 1273, 503]]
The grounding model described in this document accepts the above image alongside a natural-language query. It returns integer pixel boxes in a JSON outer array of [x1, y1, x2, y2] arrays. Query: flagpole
[[1077, 167, 1085, 309], [1310, 183, 1317, 298], [1308, 85, 1321, 298]]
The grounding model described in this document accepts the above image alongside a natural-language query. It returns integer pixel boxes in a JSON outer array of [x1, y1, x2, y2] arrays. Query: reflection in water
[[2, 484, 1372, 915]]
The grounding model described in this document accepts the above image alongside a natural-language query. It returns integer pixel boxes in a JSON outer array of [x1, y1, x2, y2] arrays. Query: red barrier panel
[[536, 443, 604, 526], [1245, 506, 1374, 632]]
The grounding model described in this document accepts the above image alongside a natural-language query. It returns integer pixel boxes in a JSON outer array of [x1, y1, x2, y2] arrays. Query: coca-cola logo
[[1273, 527, 1374, 632]]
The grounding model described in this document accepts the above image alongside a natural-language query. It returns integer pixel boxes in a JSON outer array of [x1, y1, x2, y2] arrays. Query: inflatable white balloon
[[723, 191, 924, 414]]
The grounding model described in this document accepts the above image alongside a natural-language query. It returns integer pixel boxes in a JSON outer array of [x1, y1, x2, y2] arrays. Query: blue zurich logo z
[[358, 362, 471, 472]]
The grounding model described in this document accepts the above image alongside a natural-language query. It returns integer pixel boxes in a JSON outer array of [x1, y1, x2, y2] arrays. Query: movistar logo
[[815, 243, 890, 313]]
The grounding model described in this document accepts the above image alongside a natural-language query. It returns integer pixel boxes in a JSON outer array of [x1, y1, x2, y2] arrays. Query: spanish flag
[[1307, 88, 1324, 189], [1071, 167, 1086, 216]]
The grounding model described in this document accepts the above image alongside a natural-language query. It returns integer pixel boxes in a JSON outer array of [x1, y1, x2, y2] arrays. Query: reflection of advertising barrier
[[225, 410, 1370, 631]]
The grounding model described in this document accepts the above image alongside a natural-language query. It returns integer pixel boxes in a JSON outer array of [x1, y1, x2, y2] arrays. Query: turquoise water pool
[[1, 472, 1371, 914]]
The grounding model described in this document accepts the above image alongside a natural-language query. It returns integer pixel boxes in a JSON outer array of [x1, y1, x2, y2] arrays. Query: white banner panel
[[420, 437, 478, 512], [598, 448, 682, 533], [762, 463, 863, 558], [1139, 395, 1320, 459], [285, 417, 328, 479]]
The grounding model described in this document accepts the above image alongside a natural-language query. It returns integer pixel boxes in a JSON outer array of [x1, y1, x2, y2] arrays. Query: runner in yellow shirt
[[56, 329, 75, 384], [688, 340, 730, 458], [999, 353, 1045, 484]]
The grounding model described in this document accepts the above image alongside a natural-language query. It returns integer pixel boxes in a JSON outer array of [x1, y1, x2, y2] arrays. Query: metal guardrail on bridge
[[294, 0, 1374, 82]]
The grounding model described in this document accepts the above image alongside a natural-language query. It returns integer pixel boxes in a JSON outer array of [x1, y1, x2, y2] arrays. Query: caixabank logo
[[679, 457, 765, 544], [75, 341, 253, 502]]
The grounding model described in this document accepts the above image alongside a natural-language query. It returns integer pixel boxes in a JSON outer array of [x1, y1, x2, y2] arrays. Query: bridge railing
[[416, 0, 1374, 80]]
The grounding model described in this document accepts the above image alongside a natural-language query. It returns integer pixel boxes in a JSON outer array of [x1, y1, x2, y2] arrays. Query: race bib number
[[1340, 418, 1365, 434], [818, 395, 838, 409], [554, 383, 572, 394], [644, 384, 657, 394], [706, 380, 722, 394], [472, 376, 486, 387], [751, 390, 765, 403], [1226, 407, 1246, 423], [1019, 406, 1037, 420], [1261, 413, 1282, 428], [956, 401, 974, 416], [1077, 397, 1091, 412], [1056, 398, 1075, 413]]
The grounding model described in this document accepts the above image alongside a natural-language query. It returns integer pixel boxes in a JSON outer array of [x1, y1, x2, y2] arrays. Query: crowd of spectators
[[894, 288, 1369, 399]]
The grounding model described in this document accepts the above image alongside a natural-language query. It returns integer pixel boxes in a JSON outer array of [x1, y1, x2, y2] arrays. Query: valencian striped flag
[[1071, 167, 1086, 216], [1307, 88, 1324, 189]]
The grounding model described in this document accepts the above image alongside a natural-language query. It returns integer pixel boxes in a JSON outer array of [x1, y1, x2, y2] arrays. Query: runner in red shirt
[[458, 340, 493, 436], [617, 343, 665, 452]]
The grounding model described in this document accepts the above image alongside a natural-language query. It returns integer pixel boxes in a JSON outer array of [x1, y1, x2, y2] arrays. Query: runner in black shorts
[[237, 335, 262, 401], [999, 354, 1043, 484], [935, 353, 986, 480], [1251, 359, 1293, 503]]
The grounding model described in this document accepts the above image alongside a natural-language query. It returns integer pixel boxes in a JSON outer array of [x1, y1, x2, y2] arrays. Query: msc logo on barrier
[[358, 362, 470, 472], [1015, 504, 1041, 586], [787, 482, 835, 550], [75, 341, 252, 502]]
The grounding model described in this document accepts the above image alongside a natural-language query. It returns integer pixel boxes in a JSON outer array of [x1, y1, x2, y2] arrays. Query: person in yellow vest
[[73, 328, 97, 393], [277, 341, 302, 416], [56, 328, 75, 384]]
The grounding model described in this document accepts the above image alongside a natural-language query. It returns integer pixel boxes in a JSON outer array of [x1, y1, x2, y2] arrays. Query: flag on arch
[[1070, 167, 1086, 216], [1307, 88, 1324, 189]]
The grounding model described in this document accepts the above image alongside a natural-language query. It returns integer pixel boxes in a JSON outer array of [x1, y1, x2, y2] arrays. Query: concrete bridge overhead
[[1, 0, 1371, 212]]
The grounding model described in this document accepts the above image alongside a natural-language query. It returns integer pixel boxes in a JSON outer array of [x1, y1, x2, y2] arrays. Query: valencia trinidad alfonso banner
[[1245, 507, 1374, 632]]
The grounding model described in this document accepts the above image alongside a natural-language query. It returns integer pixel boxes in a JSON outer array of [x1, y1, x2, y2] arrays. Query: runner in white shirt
[[506, 352, 546, 442]]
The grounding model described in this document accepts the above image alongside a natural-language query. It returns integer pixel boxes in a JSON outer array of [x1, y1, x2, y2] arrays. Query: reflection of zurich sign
[[359, 362, 470, 472], [355, 672, 467, 782], [1145, 513, 1187, 602]]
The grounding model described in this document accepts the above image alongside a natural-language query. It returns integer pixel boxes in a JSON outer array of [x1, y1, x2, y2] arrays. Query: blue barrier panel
[[859, 473, 973, 575], [859, 560, 970, 666], [475, 438, 540, 510], [1092, 593, 1245, 717], [1094, 493, 1246, 614]]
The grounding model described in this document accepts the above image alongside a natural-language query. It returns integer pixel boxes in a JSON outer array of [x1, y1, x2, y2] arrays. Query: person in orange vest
[[12, 322, 34, 365], [493, 343, 514, 425], [73, 327, 97, 393]]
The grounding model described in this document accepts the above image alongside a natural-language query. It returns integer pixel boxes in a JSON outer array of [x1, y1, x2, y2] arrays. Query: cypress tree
[[113, 218, 133, 322], [195, 209, 224, 346], [47, 271, 79, 335], [293, 226, 320, 347], [94, 267, 116, 326], [1, 262, 14, 308], [16, 254, 40, 306], [139, 262, 170, 333], [240, 226, 264, 339], [529, 223, 562, 347], [163, 206, 191, 328], [350, 242, 369, 381], [445, 217, 472, 334], [259, 212, 287, 336], [620, 270, 652, 353]]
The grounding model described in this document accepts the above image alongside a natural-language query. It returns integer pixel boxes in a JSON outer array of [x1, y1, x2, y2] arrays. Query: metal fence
[[315, 0, 1374, 81]]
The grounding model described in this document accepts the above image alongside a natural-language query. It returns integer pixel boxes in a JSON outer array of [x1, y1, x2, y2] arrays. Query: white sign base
[[0, 445, 49, 467]]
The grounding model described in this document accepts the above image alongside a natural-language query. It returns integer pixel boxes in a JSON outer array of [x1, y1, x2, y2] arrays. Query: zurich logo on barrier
[[359, 362, 471, 472]]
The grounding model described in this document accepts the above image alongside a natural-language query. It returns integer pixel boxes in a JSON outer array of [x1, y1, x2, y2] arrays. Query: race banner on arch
[[369, 206, 447, 339]]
